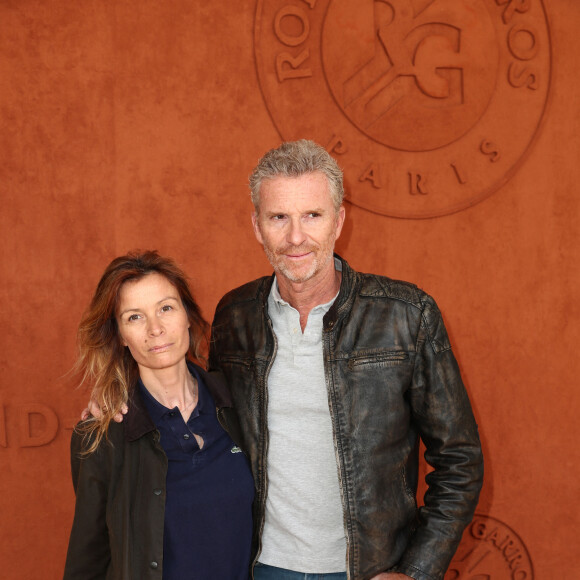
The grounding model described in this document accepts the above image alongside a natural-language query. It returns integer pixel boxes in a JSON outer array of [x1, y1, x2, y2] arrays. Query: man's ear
[[335, 205, 346, 241], [251, 212, 264, 245]]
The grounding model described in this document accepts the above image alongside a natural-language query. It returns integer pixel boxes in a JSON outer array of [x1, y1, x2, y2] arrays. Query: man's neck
[[276, 262, 341, 331]]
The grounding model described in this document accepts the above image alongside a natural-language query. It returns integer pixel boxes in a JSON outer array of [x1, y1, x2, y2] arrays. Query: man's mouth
[[279, 245, 316, 260], [286, 251, 311, 259]]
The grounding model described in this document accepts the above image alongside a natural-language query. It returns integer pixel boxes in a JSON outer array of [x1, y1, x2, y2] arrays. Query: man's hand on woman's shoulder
[[80, 400, 127, 422]]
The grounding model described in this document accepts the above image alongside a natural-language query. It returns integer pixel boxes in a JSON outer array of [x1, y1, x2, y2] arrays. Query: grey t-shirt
[[258, 272, 346, 572]]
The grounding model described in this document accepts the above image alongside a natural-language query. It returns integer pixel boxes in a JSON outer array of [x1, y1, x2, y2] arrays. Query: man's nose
[[286, 218, 307, 246]]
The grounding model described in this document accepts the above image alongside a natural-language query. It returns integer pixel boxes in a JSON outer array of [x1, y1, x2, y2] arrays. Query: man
[[209, 140, 483, 580]]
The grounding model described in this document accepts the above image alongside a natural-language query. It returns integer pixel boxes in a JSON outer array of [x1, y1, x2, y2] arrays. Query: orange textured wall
[[0, 1, 578, 579]]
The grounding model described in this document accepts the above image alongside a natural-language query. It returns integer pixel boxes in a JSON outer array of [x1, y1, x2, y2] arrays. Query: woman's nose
[[147, 319, 164, 336]]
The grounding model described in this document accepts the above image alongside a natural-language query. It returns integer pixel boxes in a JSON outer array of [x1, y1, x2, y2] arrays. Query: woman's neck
[[138, 359, 196, 411]]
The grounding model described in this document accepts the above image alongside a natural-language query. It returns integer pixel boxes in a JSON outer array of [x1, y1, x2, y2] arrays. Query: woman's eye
[[161, 305, 173, 313], [127, 314, 141, 322]]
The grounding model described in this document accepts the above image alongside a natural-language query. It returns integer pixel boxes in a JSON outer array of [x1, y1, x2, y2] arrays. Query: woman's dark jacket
[[63, 364, 244, 580], [209, 255, 484, 580]]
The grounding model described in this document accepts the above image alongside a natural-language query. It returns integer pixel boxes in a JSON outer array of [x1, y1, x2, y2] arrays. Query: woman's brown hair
[[75, 250, 209, 452]]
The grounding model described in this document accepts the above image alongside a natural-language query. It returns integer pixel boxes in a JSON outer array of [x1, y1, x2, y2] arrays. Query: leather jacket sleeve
[[63, 427, 112, 580], [395, 294, 483, 580]]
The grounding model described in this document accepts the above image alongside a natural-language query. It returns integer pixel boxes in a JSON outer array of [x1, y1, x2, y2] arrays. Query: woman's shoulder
[[71, 419, 126, 456], [69, 420, 127, 490]]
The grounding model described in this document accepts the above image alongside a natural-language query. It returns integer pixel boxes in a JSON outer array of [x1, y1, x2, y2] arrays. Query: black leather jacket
[[209, 255, 483, 580], [63, 364, 245, 580]]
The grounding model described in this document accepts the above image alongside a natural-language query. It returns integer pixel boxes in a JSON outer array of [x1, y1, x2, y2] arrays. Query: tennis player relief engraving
[[255, 0, 551, 218]]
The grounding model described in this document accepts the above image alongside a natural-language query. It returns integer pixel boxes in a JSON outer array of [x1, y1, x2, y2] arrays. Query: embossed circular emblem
[[445, 514, 534, 579], [255, 0, 551, 218]]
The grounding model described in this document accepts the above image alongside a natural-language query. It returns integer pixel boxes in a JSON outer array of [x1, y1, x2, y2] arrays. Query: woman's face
[[116, 273, 190, 375]]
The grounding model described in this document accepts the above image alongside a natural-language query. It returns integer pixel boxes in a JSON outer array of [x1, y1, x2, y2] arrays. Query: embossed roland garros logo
[[255, 0, 551, 218], [446, 514, 534, 580]]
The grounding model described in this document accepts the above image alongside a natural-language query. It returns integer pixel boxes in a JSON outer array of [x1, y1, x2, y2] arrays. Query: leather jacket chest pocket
[[344, 348, 415, 409], [215, 354, 260, 399], [347, 349, 412, 370], [218, 354, 255, 370], [340, 349, 416, 455]]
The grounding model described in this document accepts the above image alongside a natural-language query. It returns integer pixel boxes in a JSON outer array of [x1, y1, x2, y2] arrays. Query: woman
[[63, 251, 254, 580]]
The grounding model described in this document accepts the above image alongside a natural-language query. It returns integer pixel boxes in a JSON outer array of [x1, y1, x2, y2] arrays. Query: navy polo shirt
[[139, 365, 253, 580]]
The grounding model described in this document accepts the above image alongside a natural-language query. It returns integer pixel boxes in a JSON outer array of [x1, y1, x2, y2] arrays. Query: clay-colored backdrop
[[0, 1, 578, 579]]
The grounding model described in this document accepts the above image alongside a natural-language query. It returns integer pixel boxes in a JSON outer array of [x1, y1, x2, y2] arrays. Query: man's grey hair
[[249, 140, 344, 213]]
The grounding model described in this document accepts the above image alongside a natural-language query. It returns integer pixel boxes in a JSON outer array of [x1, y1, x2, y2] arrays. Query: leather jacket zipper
[[251, 314, 277, 579], [323, 326, 353, 580]]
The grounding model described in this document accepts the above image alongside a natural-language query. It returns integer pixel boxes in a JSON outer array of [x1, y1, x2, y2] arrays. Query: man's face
[[251, 172, 345, 284]]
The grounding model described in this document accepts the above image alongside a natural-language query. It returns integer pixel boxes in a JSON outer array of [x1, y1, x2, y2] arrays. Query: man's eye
[[272, 215, 286, 221], [308, 212, 321, 218]]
